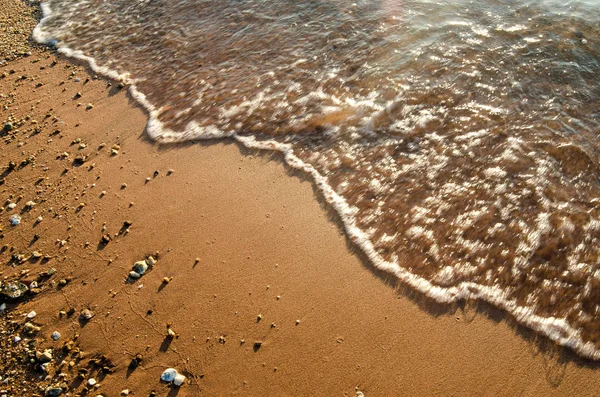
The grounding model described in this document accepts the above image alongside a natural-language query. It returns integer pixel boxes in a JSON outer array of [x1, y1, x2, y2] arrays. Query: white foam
[[33, 0, 600, 361]]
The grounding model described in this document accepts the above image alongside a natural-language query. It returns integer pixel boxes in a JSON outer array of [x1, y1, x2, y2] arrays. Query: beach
[[1, 1, 600, 396]]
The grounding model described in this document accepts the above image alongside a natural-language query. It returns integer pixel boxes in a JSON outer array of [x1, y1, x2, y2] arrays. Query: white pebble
[[161, 368, 177, 382], [173, 373, 186, 386]]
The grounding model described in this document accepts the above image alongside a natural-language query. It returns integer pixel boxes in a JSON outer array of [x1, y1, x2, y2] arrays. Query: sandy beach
[[1, 1, 600, 396]]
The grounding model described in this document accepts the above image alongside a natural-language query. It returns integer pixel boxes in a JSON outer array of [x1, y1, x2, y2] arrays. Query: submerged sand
[[1, 1, 600, 396]]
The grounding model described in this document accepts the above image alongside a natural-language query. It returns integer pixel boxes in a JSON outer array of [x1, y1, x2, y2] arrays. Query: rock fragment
[[80, 309, 94, 321], [161, 368, 186, 386], [1, 281, 28, 298]]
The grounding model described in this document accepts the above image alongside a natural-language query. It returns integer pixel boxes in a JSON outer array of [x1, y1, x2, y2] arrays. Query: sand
[[1, 1, 600, 396]]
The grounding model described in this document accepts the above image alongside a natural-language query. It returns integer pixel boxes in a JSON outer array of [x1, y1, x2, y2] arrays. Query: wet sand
[[1, 2, 600, 396]]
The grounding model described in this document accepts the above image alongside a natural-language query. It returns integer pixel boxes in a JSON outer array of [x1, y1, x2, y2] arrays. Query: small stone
[[121, 390, 130, 396], [24, 322, 37, 333], [7, 203, 16, 210], [51, 331, 61, 341], [25, 201, 36, 208], [146, 256, 157, 266], [9, 214, 21, 226], [256, 314, 262, 322], [87, 378, 96, 386], [296, 319, 300, 325], [45, 387, 63, 396], [173, 373, 186, 387], [161, 368, 177, 382], [27, 310, 37, 319], [132, 261, 148, 275], [39, 349, 53, 363], [14, 336, 22, 343], [1, 281, 28, 298], [3, 123, 13, 132], [85, 103, 94, 110], [167, 328, 176, 338], [128, 271, 141, 279], [36, 216, 43, 223], [162, 277, 170, 284], [80, 309, 94, 321]]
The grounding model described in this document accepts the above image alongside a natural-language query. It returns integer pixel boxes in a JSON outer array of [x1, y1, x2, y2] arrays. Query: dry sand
[[1, 1, 600, 396]]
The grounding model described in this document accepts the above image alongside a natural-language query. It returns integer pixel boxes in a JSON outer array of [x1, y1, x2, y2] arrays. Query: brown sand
[[1, 2, 600, 396]]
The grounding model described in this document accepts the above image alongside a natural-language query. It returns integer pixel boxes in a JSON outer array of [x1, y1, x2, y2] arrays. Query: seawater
[[34, 0, 600, 359]]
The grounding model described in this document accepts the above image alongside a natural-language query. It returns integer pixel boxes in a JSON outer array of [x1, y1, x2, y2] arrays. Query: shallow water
[[35, 0, 600, 358]]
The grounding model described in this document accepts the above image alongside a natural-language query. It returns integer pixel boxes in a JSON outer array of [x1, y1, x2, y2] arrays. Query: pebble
[[132, 261, 148, 275], [51, 331, 61, 341], [9, 214, 21, 225], [173, 373, 186, 386], [121, 390, 130, 396], [45, 387, 63, 397], [128, 271, 141, 279], [26, 310, 36, 319], [7, 203, 16, 210], [25, 200, 35, 208], [36, 216, 43, 223], [1, 281, 28, 298], [160, 368, 177, 382], [87, 378, 96, 386], [23, 322, 40, 333], [80, 309, 94, 321], [39, 349, 53, 363]]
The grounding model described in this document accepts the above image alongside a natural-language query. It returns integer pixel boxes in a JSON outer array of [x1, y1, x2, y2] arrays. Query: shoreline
[[31, 0, 600, 361], [1, 1, 600, 396]]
